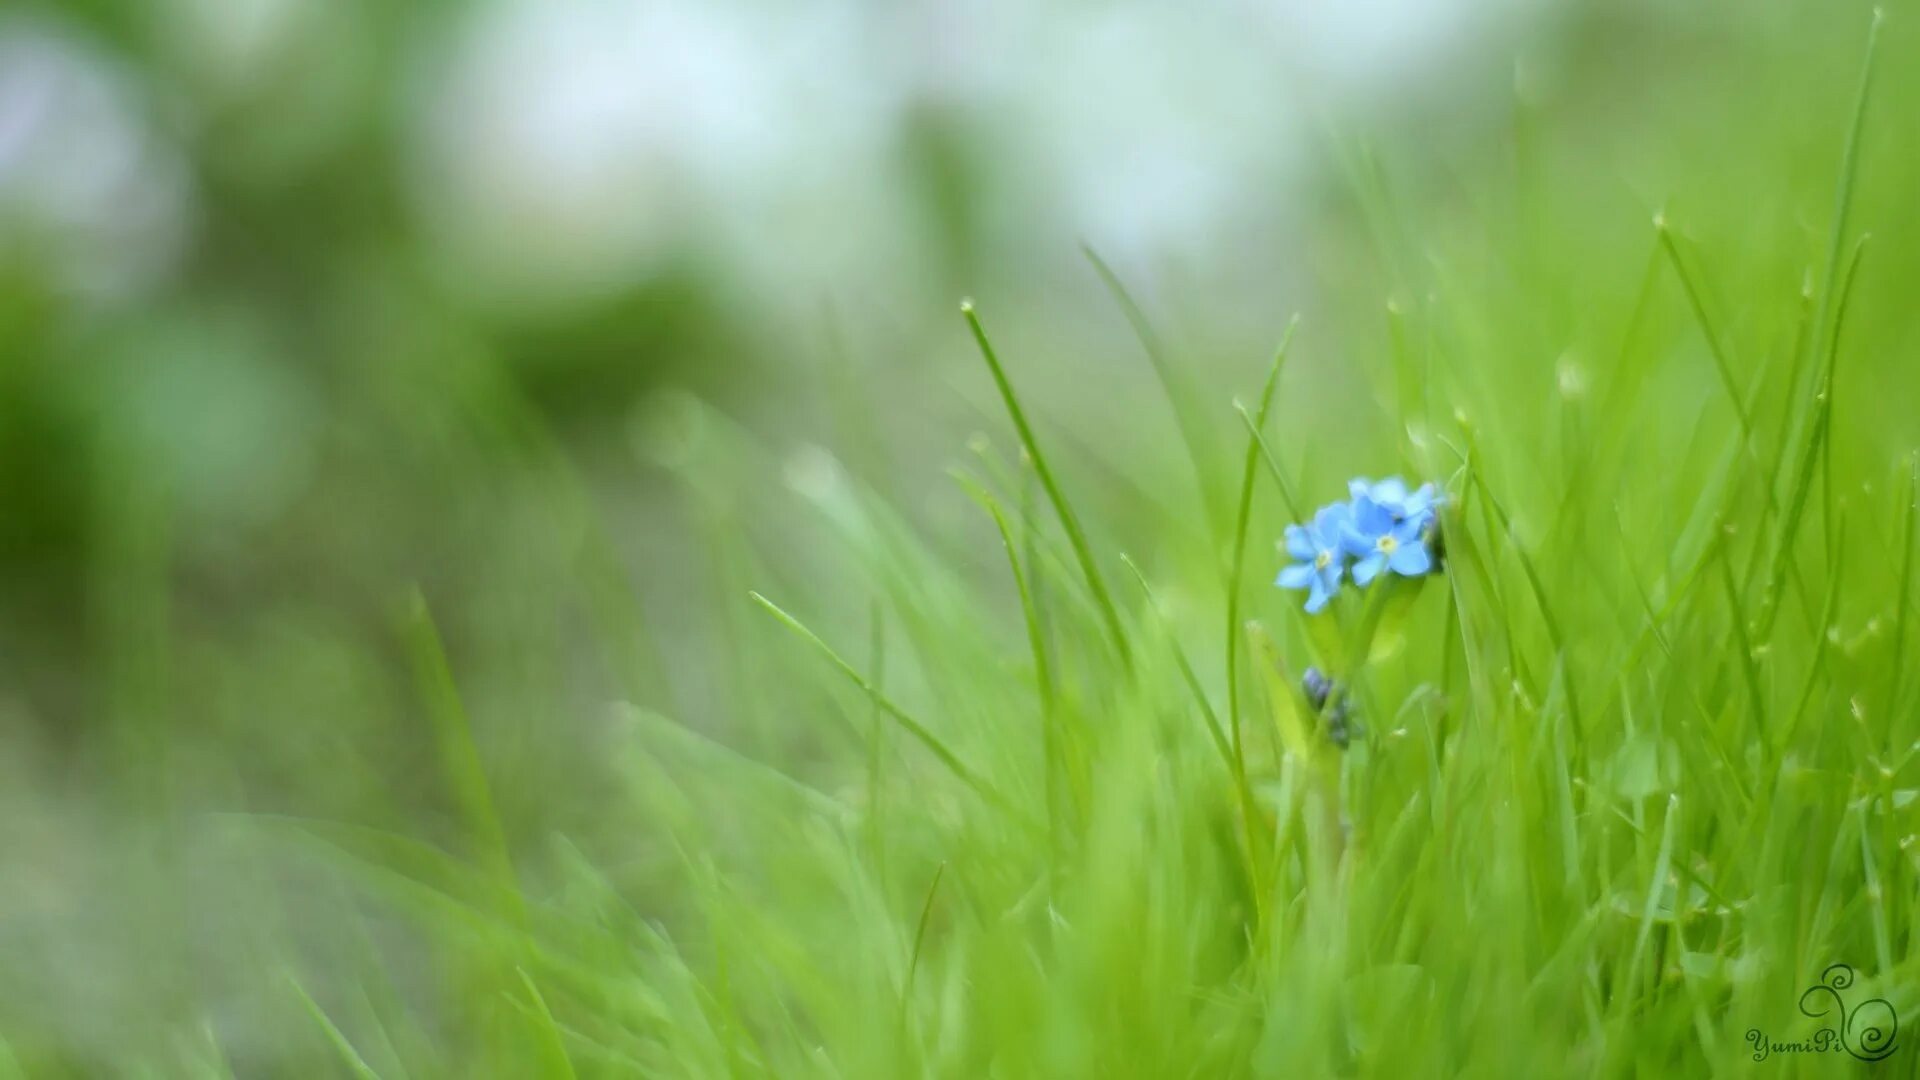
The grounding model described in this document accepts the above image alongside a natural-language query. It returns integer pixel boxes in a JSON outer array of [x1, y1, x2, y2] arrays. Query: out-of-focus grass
[[3, 2, 1920, 1077]]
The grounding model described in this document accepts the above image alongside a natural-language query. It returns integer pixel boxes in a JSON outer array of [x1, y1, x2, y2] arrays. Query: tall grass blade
[[515, 968, 579, 1080], [1225, 319, 1302, 778], [288, 975, 385, 1080], [955, 471, 1066, 837], [1081, 244, 1227, 529], [962, 301, 1133, 671], [400, 588, 520, 903], [748, 591, 1035, 830], [1759, 237, 1869, 640]]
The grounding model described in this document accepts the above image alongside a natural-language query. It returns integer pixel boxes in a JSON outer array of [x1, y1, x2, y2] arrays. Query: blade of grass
[[899, 863, 947, 1035], [1119, 551, 1276, 935], [1655, 219, 1753, 442], [954, 470, 1068, 841], [1225, 318, 1302, 782], [1081, 244, 1226, 529], [1460, 428, 1584, 746], [1743, 270, 1817, 590], [1232, 401, 1305, 526], [1714, 536, 1767, 747], [964, 437, 1105, 633], [515, 969, 579, 1080], [1758, 236, 1868, 640], [288, 975, 384, 1080], [1620, 794, 1680, 1011], [400, 588, 520, 910], [1779, 509, 1846, 759], [1756, 8, 1882, 636], [1884, 455, 1916, 727], [962, 300, 1132, 672], [1805, 8, 1883, 383], [748, 591, 1037, 832], [864, 597, 890, 889], [1118, 553, 1232, 773]]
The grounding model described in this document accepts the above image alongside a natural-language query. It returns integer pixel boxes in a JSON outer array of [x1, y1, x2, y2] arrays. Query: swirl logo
[[1793, 963, 1898, 1062]]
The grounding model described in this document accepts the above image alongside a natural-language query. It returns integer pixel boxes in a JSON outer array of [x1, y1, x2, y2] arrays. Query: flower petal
[[1352, 496, 1393, 536], [1352, 551, 1386, 586], [1283, 525, 1316, 560], [1276, 563, 1316, 589], [1388, 540, 1432, 576], [1305, 576, 1334, 614], [1317, 560, 1344, 589], [1374, 476, 1409, 506]]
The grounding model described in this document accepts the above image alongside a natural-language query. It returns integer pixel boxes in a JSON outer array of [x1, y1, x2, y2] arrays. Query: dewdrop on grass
[[1557, 354, 1588, 399], [782, 443, 848, 503]]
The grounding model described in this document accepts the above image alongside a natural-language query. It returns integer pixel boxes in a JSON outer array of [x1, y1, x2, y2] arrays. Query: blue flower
[[1340, 493, 1434, 585], [1275, 477, 1445, 614], [1348, 476, 1440, 525], [1276, 502, 1350, 613]]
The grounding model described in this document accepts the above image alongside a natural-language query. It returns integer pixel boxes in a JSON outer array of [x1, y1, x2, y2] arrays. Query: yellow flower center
[[1377, 534, 1398, 555], [1314, 550, 1332, 570]]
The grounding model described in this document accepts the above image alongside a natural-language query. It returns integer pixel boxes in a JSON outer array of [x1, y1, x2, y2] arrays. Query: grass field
[[3, 2, 1920, 1077]]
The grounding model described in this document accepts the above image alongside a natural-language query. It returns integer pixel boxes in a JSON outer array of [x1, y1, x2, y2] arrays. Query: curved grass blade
[[1119, 552, 1267, 914], [900, 862, 946, 1027], [1618, 795, 1680, 1011], [1225, 318, 1302, 780], [1232, 400, 1305, 526], [1459, 427, 1584, 745], [1806, 8, 1882, 382], [1885, 456, 1916, 725], [962, 300, 1132, 672], [288, 975, 384, 1080], [516, 968, 579, 1080], [749, 591, 1038, 832], [1655, 219, 1752, 441], [1758, 236, 1868, 640], [954, 470, 1069, 840], [1081, 244, 1226, 528], [1118, 554, 1231, 772], [1754, 8, 1883, 637], [400, 588, 520, 912]]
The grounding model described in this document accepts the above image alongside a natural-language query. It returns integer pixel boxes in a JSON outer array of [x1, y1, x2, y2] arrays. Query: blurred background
[[0, 0, 1912, 1071]]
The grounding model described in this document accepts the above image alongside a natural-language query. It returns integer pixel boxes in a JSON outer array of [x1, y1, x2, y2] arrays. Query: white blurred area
[[409, 0, 1539, 314], [0, 19, 194, 300], [0, 0, 1542, 311]]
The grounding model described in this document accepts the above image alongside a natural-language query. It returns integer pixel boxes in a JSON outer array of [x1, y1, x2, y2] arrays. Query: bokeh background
[[1, 0, 1914, 1072]]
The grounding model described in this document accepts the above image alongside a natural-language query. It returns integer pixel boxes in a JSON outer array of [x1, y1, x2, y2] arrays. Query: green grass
[[5, 4, 1920, 1077]]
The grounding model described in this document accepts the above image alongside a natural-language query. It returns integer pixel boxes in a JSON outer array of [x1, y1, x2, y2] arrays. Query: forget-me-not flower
[[1276, 502, 1351, 614], [1341, 492, 1434, 585], [1274, 475, 1446, 614], [1349, 476, 1440, 524]]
